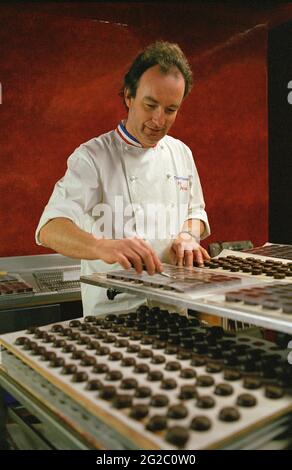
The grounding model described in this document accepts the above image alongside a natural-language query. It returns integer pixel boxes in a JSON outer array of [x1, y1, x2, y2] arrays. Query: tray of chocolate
[[201, 250, 292, 282], [1, 307, 291, 450], [106, 264, 242, 294], [244, 243, 292, 261], [0, 273, 34, 297]]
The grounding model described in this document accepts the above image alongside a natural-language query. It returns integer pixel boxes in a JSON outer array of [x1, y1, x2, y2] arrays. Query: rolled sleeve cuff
[[186, 210, 211, 240]]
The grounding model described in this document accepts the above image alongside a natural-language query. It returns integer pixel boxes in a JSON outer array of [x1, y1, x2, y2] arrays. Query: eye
[[166, 108, 177, 114], [146, 103, 155, 109]]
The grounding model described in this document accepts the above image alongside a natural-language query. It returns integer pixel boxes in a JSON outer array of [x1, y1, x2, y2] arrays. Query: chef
[[35, 41, 210, 315]]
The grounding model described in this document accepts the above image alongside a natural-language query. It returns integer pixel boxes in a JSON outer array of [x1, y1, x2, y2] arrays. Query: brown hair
[[120, 41, 193, 104]]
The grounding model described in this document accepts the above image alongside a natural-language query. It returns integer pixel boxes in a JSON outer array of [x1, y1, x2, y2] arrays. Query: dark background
[[1, 2, 292, 257]]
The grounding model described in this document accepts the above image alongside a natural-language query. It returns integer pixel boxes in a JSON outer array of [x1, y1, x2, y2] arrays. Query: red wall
[[1, 2, 291, 257]]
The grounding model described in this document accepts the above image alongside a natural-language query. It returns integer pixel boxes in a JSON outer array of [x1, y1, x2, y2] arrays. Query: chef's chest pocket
[[130, 174, 191, 207]]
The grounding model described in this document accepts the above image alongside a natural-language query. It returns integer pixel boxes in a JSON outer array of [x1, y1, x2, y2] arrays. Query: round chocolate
[[265, 385, 284, 399], [138, 349, 153, 359], [196, 395, 215, 409], [50, 324, 64, 333], [236, 393, 257, 407], [86, 379, 103, 391], [176, 350, 192, 360], [214, 383, 234, 396], [114, 339, 129, 348], [196, 375, 215, 387], [135, 386, 152, 398], [164, 345, 178, 355], [167, 404, 188, 419], [180, 368, 196, 379], [150, 394, 169, 407], [218, 407, 240, 422], [243, 377, 262, 390], [190, 416, 212, 431], [127, 344, 141, 353], [15, 336, 29, 346], [112, 394, 133, 409], [190, 356, 206, 367], [130, 404, 149, 420], [165, 361, 181, 371], [96, 346, 110, 356], [147, 370, 163, 382], [92, 363, 109, 374], [42, 351, 57, 362], [99, 386, 116, 400], [120, 378, 138, 390], [165, 426, 189, 447], [105, 370, 123, 381], [134, 363, 150, 374], [62, 344, 76, 354], [161, 378, 177, 390], [80, 355, 97, 367], [121, 357, 136, 367], [72, 350, 86, 360], [69, 320, 82, 328], [49, 357, 65, 368], [61, 364, 77, 375], [205, 362, 223, 373], [146, 415, 167, 432], [223, 369, 241, 381], [109, 352, 123, 361], [179, 385, 197, 400], [72, 371, 88, 383], [151, 355, 166, 364]]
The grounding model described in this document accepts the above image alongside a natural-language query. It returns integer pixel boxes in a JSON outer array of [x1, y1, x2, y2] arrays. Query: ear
[[124, 88, 132, 108]]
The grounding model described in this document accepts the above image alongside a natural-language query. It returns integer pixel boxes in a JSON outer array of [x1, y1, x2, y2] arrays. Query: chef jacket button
[[130, 176, 136, 182], [166, 174, 172, 179]]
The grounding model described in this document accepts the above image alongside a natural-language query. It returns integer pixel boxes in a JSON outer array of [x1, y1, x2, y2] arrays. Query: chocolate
[[146, 415, 167, 432], [196, 395, 215, 409], [134, 363, 150, 374], [223, 369, 242, 381], [121, 357, 136, 367], [138, 349, 153, 359], [161, 378, 177, 390], [72, 371, 88, 383], [80, 355, 97, 367], [86, 379, 103, 391], [99, 386, 116, 400], [165, 426, 189, 447], [167, 404, 188, 419], [180, 368, 197, 379], [179, 385, 197, 400], [135, 386, 152, 398], [105, 370, 123, 381], [147, 370, 163, 381], [236, 393, 257, 407], [108, 352, 123, 361], [243, 377, 262, 390], [165, 361, 181, 371], [61, 364, 77, 375], [218, 407, 240, 422], [112, 394, 133, 409], [190, 416, 212, 431], [92, 363, 109, 374], [214, 383, 234, 396], [130, 404, 149, 420], [265, 385, 284, 399], [196, 375, 215, 387], [120, 378, 138, 390]]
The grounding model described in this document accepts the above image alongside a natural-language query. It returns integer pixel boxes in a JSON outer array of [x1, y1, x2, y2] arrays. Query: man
[[36, 41, 210, 315]]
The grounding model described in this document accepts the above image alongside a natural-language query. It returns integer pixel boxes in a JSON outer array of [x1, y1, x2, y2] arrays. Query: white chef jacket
[[35, 125, 210, 315]]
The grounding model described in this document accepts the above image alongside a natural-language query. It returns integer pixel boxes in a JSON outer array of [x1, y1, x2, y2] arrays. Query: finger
[[184, 250, 194, 268], [175, 243, 185, 267], [193, 248, 204, 267], [137, 240, 163, 274], [117, 254, 132, 270], [128, 252, 144, 274], [201, 247, 211, 261]]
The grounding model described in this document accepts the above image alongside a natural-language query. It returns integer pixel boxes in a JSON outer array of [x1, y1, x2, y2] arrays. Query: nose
[[151, 107, 166, 128]]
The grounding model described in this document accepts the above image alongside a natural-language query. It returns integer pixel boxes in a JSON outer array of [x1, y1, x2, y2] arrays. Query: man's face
[[125, 64, 185, 148]]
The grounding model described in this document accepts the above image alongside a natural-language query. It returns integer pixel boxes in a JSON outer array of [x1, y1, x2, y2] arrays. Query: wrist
[[178, 230, 199, 243]]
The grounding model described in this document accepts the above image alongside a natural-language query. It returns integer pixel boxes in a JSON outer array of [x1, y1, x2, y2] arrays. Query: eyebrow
[[143, 96, 180, 109]]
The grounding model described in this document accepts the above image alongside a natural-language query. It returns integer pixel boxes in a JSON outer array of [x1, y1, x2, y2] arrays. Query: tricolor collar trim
[[116, 121, 142, 148]]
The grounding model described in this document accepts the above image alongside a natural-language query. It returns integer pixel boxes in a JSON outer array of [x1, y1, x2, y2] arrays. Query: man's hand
[[95, 237, 163, 275], [169, 232, 210, 267]]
